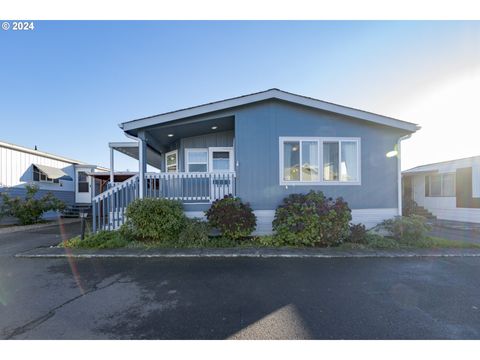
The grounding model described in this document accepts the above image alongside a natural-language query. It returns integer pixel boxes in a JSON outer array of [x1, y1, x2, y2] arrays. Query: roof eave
[[120, 89, 420, 133]]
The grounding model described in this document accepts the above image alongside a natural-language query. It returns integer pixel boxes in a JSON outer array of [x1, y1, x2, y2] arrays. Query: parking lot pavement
[[1, 222, 480, 339], [429, 225, 480, 244]]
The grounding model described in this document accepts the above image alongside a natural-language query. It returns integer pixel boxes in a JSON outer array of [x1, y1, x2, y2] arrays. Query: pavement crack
[[4, 277, 121, 339]]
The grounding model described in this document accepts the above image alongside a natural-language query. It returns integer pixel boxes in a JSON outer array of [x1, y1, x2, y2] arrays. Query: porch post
[[109, 146, 115, 186], [138, 130, 147, 199]]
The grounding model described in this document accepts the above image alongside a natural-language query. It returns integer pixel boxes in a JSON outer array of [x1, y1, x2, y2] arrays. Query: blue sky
[[1, 21, 479, 170]]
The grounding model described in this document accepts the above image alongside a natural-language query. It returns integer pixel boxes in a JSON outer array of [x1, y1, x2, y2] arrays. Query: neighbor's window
[[77, 171, 89, 193], [33, 165, 59, 184], [186, 149, 208, 172], [280, 137, 359, 184], [166, 150, 178, 173], [425, 173, 455, 197]]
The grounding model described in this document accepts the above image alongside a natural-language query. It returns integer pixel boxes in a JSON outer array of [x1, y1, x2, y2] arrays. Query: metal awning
[[34, 164, 73, 181]]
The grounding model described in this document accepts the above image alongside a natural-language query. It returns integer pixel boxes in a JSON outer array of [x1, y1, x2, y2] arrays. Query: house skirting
[[185, 208, 397, 235]]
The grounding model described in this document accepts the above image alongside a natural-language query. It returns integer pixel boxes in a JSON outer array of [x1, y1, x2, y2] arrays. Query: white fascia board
[[108, 141, 138, 149], [120, 89, 420, 133]]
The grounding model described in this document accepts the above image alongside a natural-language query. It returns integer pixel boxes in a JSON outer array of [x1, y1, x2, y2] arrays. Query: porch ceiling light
[[211, 126, 218, 130], [167, 134, 174, 137]]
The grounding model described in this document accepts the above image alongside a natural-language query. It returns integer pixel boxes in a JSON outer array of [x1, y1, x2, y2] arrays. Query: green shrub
[[0, 184, 65, 225], [272, 191, 352, 247], [254, 235, 284, 247], [177, 218, 211, 247], [402, 198, 419, 216], [205, 195, 257, 240], [62, 231, 130, 249], [365, 233, 400, 249], [120, 198, 186, 242], [348, 223, 368, 244], [380, 215, 432, 246]]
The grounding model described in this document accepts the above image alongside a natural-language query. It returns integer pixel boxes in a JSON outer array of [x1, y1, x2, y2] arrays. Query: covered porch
[[92, 114, 236, 231]]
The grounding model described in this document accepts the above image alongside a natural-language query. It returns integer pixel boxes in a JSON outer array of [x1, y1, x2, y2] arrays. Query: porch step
[[413, 205, 437, 220], [61, 204, 92, 218]]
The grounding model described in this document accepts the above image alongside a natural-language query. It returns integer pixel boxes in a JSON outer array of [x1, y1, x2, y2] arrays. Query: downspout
[[397, 134, 412, 216]]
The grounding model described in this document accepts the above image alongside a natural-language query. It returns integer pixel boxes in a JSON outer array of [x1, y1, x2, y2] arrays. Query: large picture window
[[425, 173, 455, 197], [280, 137, 360, 185]]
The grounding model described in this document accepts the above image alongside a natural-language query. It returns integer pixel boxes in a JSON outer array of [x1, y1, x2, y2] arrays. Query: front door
[[208, 147, 234, 200], [75, 167, 92, 203]]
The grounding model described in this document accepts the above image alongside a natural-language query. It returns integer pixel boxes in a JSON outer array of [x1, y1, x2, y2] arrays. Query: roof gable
[[120, 88, 420, 133]]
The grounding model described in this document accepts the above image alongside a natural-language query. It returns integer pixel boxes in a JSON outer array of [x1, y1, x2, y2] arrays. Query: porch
[[92, 171, 236, 231], [91, 113, 237, 231]]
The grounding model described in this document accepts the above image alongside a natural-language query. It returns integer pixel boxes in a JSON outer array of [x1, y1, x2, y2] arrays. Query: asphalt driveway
[[1, 223, 480, 339]]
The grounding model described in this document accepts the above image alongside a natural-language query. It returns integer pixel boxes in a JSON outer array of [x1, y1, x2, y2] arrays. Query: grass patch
[[60, 231, 130, 249], [416, 236, 480, 249], [340, 235, 480, 250], [60, 230, 480, 251]]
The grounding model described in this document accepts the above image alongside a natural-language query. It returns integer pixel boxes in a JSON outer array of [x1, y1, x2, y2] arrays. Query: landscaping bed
[[59, 192, 480, 251]]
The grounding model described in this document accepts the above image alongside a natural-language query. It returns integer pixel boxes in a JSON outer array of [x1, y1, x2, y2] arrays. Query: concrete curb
[[15, 246, 480, 259], [0, 218, 80, 235]]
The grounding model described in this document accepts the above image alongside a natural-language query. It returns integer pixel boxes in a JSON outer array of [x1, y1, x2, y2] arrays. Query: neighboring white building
[[402, 156, 480, 223], [0, 140, 107, 223]]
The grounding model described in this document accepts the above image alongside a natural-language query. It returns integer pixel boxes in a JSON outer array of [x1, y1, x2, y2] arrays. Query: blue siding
[[234, 100, 407, 210], [179, 130, 234, 171]]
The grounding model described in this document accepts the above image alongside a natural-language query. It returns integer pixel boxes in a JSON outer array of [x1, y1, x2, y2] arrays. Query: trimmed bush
[[177, 218, 211, 247], [0, 184, 65, 225], [272, 191, 352, 247], [120, 198, 186, 242], [348, 223, 368, 244], [205, 195, 257, 240], [380, 215, 432, 246]]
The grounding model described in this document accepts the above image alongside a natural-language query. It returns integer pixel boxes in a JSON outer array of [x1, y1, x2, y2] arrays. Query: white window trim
[[279, 136, 361, 186], [185, 148, 209, 173], [165, 150, 178, 173], [209, 147, 234, 173]]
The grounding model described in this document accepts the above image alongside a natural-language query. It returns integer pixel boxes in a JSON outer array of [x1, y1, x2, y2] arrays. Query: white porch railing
[[92, 172, 236, 232], [92, 174, 140, 232], [145, 172, 236, 201]]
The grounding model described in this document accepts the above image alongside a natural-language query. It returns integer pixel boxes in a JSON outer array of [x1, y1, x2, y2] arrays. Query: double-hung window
[[185, 149, 208, 172], [280, 137, 360, 185]]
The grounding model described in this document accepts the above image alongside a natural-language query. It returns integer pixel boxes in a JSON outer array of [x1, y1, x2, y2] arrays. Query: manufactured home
[[93, 89, 420, 234], [0, 140, 107, 223], [402, 156, 480, 223]]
